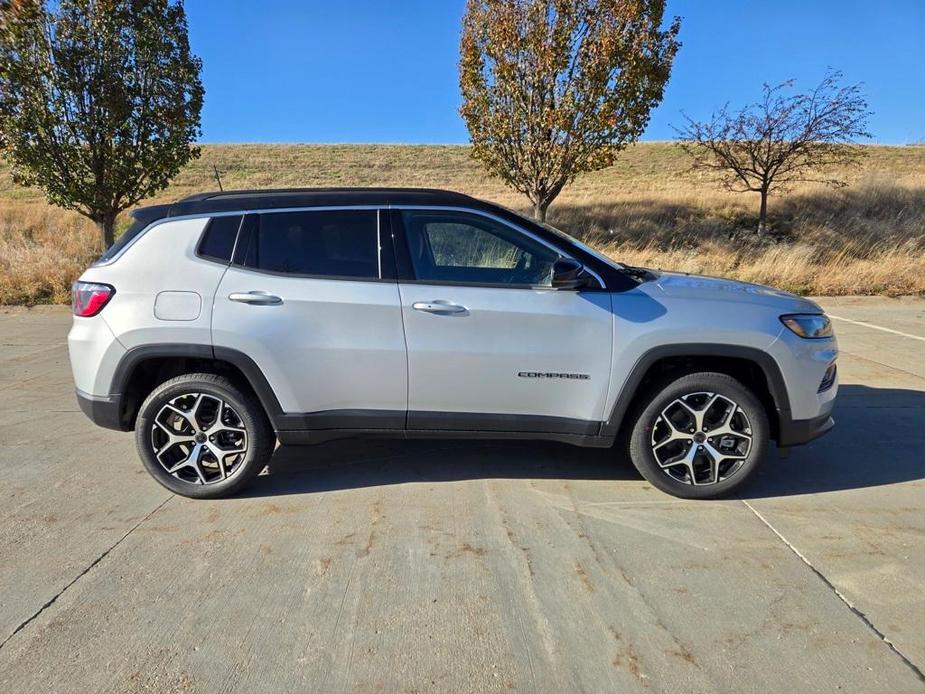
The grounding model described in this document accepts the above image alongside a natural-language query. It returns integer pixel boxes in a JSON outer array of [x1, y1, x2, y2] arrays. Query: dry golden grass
[[0, 204, 99, 304], [1, 142, 924, 303]]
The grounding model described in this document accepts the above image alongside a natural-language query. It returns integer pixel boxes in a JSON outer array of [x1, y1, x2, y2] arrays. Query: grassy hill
[[2, 142, 924, 303]]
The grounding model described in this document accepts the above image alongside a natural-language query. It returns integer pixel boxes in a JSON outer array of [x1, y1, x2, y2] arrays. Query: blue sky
[[186, 0, 925, 144]]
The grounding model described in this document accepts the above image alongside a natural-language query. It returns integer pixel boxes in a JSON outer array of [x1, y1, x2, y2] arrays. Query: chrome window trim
[[93, 205, 384, 267], [376, 209, 383, 280], [93, 210, 238, 267], [194, 214, 245, 267], [235, 207, 382, 281], [93, 203, 605, 289], [389, 204, 606, 290]]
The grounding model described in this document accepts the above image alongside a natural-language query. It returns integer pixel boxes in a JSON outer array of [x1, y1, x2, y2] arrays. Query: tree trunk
[[533, 199, 549, 222], [95, 217, 115, 249], [757, 189, 768, 237]]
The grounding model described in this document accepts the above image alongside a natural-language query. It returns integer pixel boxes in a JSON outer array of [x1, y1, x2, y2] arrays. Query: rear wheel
[[626, 371, 769, 499], [135, 373, 275, 499]]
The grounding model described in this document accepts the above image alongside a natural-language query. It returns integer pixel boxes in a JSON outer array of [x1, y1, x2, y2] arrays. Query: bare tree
[[460, 0, 680, 221], [676, 71, 872, 236]]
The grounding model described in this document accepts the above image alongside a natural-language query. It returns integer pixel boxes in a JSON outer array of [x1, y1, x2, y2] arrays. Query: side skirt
[[274, 409, 614, 448], [276, 428, 615, 448]]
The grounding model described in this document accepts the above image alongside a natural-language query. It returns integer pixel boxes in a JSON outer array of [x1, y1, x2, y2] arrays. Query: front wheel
[[626, 372, 769, 499], [134, 373, 275, 499]]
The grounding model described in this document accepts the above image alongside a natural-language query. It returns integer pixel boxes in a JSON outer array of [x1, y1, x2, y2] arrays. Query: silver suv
[[68, 188, 838, 500]]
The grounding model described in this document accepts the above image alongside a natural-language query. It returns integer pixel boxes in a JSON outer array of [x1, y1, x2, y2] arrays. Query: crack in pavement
[[0, 494, 174, 653], [740, 499, 925, 685]]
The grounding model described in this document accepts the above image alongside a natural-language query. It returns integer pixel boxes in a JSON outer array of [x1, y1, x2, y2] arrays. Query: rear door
[[212, 208, 407, 429], [393, 208, 614, 434]]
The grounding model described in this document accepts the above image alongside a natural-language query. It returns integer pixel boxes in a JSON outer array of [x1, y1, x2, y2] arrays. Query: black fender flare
[[110, 343, 285, 428], [600, 343, 791, 438]]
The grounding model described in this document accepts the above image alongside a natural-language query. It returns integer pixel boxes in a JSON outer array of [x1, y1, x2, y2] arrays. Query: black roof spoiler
[[129, 203, 172, 226]]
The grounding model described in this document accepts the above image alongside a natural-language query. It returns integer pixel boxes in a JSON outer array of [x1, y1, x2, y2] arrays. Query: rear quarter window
[[197, 215, 243, 263]]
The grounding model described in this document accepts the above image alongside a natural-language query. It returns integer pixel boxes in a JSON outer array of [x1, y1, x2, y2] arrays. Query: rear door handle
[[412, 301, 468, 315], [228, 291, 283, 305]]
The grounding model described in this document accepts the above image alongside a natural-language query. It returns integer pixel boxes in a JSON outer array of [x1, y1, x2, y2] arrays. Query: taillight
[[72, 282, 115, 317]]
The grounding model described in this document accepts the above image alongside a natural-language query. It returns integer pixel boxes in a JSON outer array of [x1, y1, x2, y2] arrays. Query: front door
[[394, 208, 613, 433]]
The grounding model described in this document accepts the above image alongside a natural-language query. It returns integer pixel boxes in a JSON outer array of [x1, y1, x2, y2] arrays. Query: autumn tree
[[459, 0, 680, 221], [0, 0, 203, 248], [676, 71, 872, 236]]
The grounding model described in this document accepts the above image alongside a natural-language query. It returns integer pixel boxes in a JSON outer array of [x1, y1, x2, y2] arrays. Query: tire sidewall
[[135, 376, 272, 499], [628, 373, 769, 499]]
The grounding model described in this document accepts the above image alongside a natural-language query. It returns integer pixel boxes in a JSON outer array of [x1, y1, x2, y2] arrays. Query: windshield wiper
[[619, 264, 657, 282]]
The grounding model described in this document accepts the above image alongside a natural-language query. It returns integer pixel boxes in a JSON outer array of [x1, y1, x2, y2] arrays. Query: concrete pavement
[[0, 298, 923, 692]]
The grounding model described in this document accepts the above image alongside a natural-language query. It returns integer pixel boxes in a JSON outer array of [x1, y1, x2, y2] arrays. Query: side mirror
[[551, 257, 591, 290]]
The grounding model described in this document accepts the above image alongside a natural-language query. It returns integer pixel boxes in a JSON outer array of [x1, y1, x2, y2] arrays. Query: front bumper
[[76, 389, 125, 431], [777, 412, 835, 447], [766, 326, 838, 446]]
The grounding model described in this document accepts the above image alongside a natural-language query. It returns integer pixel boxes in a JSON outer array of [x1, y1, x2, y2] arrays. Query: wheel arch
[[111, 344, 283, 431], [602, 344, 790, 442]]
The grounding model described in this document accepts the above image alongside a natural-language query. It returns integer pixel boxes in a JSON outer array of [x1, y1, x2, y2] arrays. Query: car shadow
[[741, 384, 925, 498], [241, 438, 635, 498], [238, 384, 925, 499]]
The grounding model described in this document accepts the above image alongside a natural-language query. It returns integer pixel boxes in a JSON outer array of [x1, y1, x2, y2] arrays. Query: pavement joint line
[[0, 494, 174, 653], [829, 315, 925, 342], [740, 499, 925, 685]]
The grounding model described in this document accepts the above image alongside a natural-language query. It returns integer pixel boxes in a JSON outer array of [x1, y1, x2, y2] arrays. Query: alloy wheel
[[649, 391, 752, 486], [150, 392, 248, 485]]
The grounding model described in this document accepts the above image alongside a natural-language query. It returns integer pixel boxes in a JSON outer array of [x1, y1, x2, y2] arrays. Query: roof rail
[[131, 187, 485, 224], [177, 187, 474, 203]]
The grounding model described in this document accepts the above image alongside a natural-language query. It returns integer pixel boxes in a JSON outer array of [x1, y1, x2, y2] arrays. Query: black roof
[[127, 186, 636, 290], [131, 187, 485, 224]]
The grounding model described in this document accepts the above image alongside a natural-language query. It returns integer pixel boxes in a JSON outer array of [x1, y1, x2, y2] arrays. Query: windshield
[[538, 221, 624, 268], [500, 205, 624, 269]]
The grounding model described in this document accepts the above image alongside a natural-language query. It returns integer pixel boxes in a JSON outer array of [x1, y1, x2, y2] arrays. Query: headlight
[[780, 314, 833, 339]]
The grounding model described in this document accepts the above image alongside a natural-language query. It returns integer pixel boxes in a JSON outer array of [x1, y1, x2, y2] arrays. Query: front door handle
[[229, 291, 283, 305], [412, 301, 468, 315]]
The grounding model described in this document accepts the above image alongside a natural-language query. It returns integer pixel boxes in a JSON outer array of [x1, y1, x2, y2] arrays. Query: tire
[[134, 373, 275, 499], [625, 371, 769, 500]]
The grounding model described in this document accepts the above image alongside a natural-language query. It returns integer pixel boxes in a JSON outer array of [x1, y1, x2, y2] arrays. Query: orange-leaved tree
[[459, 0, 680, 221]]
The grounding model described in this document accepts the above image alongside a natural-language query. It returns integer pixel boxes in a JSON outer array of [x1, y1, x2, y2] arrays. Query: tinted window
[[401, 210, 558, 286], [244, 210, 379, 278], [95, 219, 147, 264], [198, 215, 242, 262]]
